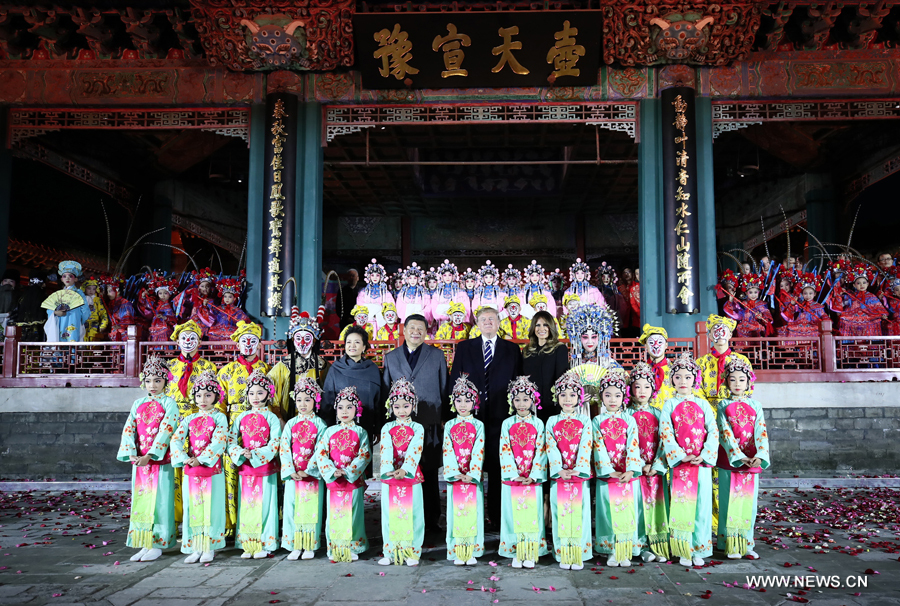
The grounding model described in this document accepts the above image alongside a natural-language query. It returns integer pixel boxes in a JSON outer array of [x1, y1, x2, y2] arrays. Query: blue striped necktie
[[483, 338, 493, 391]]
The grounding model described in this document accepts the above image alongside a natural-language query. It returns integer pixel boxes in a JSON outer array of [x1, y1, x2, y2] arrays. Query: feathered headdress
[[335, 385, 362, 419], [385, 377, 418, 418], [668, 352, 701, 389], [551, 371, 587, 415], [287, 305, 323, 340], [191, 369, 224, 400], [478, 260, 500, 280], [451, 373, 480, 412], [569, 258, 590, 282], [292, 376, 323, 411], [140, 354, 173, 384], [364, 258, 386, 282], [507, 375, 540, 415], [523, 260, 545, 282], [243, 368, 275, 402]]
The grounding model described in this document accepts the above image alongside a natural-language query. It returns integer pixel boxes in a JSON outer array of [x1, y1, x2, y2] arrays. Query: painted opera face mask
[[178, 330, 200, 357], [60, 273, 77, 288], [384, 310, 399, 325], [711, 323, 732, 346], [507, 303, 521, 319], [354, 313, 369, 326], [450, 311, 465, 326], [442, 271, 454, 285], [238, 334, 260, 358], [575, 269, 586, 282], [534, 302, 548, 312], [428, 278, 438, 290], [370, 272, 383, 285], [293, 329, 315, 357], [406, 274, 418, 287], [645, 333, 667, 361], [483, 273, 495, 286], [581, 330, 599, 354], [528, 272, 542, 285], [465, 277, 476, 290]]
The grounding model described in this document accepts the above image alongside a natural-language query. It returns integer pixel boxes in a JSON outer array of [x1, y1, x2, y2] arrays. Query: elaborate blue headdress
[[565, 304, 619, 364]]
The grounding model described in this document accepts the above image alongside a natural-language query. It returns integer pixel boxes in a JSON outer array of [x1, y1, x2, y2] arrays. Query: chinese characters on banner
[[661, 87, 700, 314], [262, 94, 297, 317], [354, 12, 601, 89]]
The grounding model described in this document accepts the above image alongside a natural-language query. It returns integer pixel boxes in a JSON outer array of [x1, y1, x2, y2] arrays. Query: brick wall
[[1, 406, 899, 479]]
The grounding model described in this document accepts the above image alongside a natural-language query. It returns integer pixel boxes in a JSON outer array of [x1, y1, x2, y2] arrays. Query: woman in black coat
[[522, 310, 569, 424]]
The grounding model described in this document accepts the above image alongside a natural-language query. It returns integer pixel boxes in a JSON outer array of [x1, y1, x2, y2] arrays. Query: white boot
[[692, 557, 705, 567], [240, 551, 253, 559], [523, 560, 535, 569], [746, 551, 760, 559], [140, 548, 162, 562], [679, 557, 692, 567], [571, 563, 584, 570], [253, 550, 269, 559], [466, 557, 477, 566], [377, 557, 391, 566], [454, 559, 465, 566], [641, 551, 656, 563], [184, 552, 201, 564], [511, 558, 523, 569], [287, 550, 302, 561], [606, 556, 619, 567], [727, 553, 742, 559], [406, 558, 419, 567], [350, 553, 359, 561], [130, 548, 148, 562], [301, 550, 315, 560], [559, 562, 571, 570], [199, 551, 215, 563]]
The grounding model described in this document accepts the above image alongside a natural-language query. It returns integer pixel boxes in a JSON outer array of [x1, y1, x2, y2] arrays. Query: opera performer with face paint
[[166, 320, 219, 522], [638, 324, 675, 409], [268, 307, 330, 421], [216, 321, 270, 535]]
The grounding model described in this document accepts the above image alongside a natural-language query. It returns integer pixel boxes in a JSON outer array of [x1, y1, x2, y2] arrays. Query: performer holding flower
[[314, 386, 371, 562], [117, 355, 179, 562], [170, 371, 229, 564], [227, 370, 282, 559], [592, 371, 641, 568], [659, 353, 719, 567], [443, 374, 485, 566], [377, 378, 426, 567], [280, 378, 328, 561], [498, 376, 548, 569], [545, 371, 592, 570], [717, 359, 769, 560]]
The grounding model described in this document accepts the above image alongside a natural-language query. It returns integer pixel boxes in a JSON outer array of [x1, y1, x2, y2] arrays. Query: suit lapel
[[396, 347, 413, 378]]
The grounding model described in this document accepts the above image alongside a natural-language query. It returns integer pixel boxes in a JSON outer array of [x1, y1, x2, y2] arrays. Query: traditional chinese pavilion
[[3, 0, 900, 336]]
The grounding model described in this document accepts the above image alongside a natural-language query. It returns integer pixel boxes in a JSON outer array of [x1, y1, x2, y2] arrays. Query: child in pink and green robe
[[498, 376, 548, 569], [716, 358, 769, 560], [280, 377, 328, 561], [314, 385, 371, 562], [592, 370, 642, 568], [378, 377, 425, 567], [227, 369, 282, 559], [117, 355, 179, 563], [443, 374, 485, 566], [545, 371, 593, 570], [170, 370, 229, 564], [659, 352, 719, 567]]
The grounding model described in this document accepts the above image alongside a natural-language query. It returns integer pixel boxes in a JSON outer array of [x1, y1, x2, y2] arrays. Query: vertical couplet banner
[[660, 87, 700, 314], [262, 93, 298, 317]]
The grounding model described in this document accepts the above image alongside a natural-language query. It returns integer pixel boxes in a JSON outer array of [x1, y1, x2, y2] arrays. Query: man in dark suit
[[450, 306, 522, 528], [381, 314, 448, 533]]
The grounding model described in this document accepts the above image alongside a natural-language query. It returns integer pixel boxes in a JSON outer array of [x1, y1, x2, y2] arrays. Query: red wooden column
[[694, 321, 710, 358], [820, 319, 836, 374], [3, 325, 18, 378], [125, 325, 140, 378]]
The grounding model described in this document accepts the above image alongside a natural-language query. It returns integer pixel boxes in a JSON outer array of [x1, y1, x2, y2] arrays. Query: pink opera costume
[[314, 386, 371, 562], [716, 358, 769, 560], [430, 258, 471, 325], [378, 377, 426, 567], [395, 262, 430, 323], [117, 354, 179, 562], [564, 258, 604, 308], [501, 265, 527, 316], [545, 371, 593, 570], [498, 376, 549, 568], [523, 260, 557, 319], [443, 374, 486, 566], [279, 377, 328, 560], [227, 369, 282, 559], [592, 370, 642, 567], [356, 258, 395, 333], [473, 261, 505, 316], [658, 352, 719, 567], [169, 370, 230, 564]]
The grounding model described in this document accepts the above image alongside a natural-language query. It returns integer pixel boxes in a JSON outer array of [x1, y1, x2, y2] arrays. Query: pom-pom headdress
[[425, 268, 438, 284], [551, 371, 587, 416], [724, 357, 756, 393], [638, 324, 668, 345], [503, 294, 521, 308], [192, 267, 217, 286], [627, 361, 658, 403], [719, 269, 738, 290], [404, 262, 424, 280], [668, 352, 701, 389], [501, 264, 522, 286], [569, 258, 590, 282], [548, 268, 565, 289], [478, 260, 500, 280], [191, 369, 224, 400], [364, 258, 386, 282], [793, 272, 823, 295], [844, 262, 875, 285], [335, 385, 362, 419], [595, 261, 618, 285], [738, 272, 765, 293], [451, 373, 480, 413], [565, 304, 619, 362], [145, 271, 179, 296], [447, 301, 467, 317], [437, 258, 459, 278], [287, 305, 323, 340], [507, 375, 540, 415], [99, 274, 125, 290], [229, 320, 262, 343], [140, 354, 173, 384], [244, 368, 275, 402], [385, 377, 418, 418], [523, 260, 545, 282], [292, 377, 323, 411], [216, 277, 243, 298], [562, 293, 581, 309], [461, 268, 479, 284]]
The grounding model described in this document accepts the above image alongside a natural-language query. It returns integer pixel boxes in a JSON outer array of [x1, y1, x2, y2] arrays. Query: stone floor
[[0, 484, 897, 606]]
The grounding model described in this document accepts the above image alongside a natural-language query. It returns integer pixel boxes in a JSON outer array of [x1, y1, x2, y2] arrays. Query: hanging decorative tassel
[[295, 530, 316, 552], [332, 544, 352, 562], [393, 544, 415, 565], [562, 542, 580, 566], [455, 541, 474, 563], [649, 533, 670, 560], [243, 537, 262, 555], [191, 532, 212, 555], [726, 533, 748, 557], [670, 535, 692, 561], [134, 529, 154, 550], [614, 536, 633, 564], [516, 539, 538, 563]]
